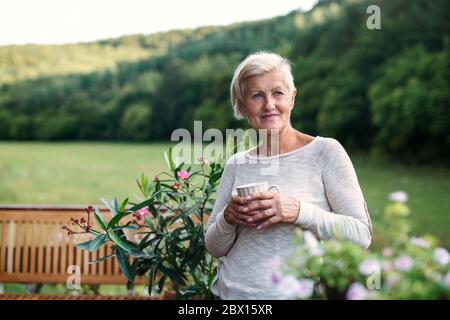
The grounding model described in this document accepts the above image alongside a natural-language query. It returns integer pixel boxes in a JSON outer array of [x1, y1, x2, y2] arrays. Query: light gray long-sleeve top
[[204, 136, 373, 300]]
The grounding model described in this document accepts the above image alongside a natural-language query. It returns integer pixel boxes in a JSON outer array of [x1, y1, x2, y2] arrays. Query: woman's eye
[[274, 91, 284, 96], [252, 93, 262, 99]]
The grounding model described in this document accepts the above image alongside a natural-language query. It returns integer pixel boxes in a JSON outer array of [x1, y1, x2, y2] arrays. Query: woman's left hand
[[243, 191, 300, 230]]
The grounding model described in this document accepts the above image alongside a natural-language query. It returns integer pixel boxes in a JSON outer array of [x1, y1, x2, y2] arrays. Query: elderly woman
[[204, 52, 372, 300]]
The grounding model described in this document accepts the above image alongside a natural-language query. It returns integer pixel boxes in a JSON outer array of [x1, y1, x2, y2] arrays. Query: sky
[[0, 0, 318, 46]]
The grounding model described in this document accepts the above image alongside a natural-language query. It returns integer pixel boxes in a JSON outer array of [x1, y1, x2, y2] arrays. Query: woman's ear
[[290, 88, 297, 108]]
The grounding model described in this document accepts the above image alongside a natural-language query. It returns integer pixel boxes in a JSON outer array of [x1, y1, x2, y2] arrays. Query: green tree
[[369, 46, 450, 162], [119, 103, 153, 141]]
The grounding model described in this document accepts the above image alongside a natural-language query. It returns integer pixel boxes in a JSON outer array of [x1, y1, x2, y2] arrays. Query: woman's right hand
[[223, 195, 258, 227]]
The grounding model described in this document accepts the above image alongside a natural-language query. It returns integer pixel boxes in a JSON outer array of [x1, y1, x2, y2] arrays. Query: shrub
[[64, 147, 225, 299], [269, 192, 450, 299]]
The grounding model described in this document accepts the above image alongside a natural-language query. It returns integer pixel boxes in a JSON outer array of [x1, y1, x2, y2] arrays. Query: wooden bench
[[0, 205, 149, 299], [0, 293, 164, 300]]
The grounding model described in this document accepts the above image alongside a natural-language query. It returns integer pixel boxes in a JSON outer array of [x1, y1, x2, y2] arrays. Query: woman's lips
[[260, 114, 280, 118]]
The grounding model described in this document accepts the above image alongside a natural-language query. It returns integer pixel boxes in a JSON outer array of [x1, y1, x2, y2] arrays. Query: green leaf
[[119, 198, 129, 212], [137, 232, 152, 248], [107, 212, 127, 229], [89, 253, 115, 264], [100, 197, 119, 217], [128, 192, 161, 212], [139, 236, 160, 250], [183, 203, 201, 217], [208, 171, 222, 184], [175, 162, 185, 173], [112, 197, 119, 216], [158, 264, 186, 286], [157, 274, 167, 293], [112, 223, 139, 231], [75, 234, 107, 252], [137, 174, 152, 196], [107, 230, 144, 257], [114, 246, 135, 283], [144, 216, 157, 232], [163, 146, 175, 172], [94, 206, 107, 230]]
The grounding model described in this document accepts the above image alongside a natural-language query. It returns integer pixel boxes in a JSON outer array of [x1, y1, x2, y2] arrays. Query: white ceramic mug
[[236, 181, 281, 197]]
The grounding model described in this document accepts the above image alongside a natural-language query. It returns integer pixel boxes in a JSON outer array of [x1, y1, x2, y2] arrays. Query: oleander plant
[[64, 146, 226, 299]]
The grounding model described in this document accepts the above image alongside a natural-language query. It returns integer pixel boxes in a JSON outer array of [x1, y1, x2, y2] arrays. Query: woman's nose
[[262, 96, 276, 111]]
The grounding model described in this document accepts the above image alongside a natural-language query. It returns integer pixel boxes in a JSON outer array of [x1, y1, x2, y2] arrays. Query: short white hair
[[230, 51, 295, 120]]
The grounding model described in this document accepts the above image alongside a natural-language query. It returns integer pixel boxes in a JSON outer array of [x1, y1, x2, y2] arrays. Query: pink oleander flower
[[133, 207, 150, 221], [358, 259, 381, 276], [177, 170, 190, 180], [388, 191, 408, 203], [394, 255, 414, 272], [346, 282, 369, 300], [433, 247, 450, 265], [410, 237, 430, 249]]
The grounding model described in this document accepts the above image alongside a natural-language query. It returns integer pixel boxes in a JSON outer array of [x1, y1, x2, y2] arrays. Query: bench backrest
[[0, 206, 146, 285]]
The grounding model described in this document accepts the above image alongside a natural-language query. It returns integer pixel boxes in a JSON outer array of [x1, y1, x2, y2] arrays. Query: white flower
[[303, 231, 323, 256], [297, 279, 315, 299], [358, 259, 381, 276], [346, 282, 369, 300], [388, 191, 408, 203], [278, 275, 302, 299], [410, 237, 430, 248], [277, 276, 315, 300], [433, 247, 450, 265], [303, 231, 319, 248], [443, 272, 450, 288], [394, 256, 414, 272]]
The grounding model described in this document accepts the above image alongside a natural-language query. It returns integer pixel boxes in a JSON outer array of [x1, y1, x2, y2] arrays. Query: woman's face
[[241, 69, 296, 132]]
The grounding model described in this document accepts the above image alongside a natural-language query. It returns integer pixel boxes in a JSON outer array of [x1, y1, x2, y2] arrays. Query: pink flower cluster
[[133, 207, 150, 221], [177, 170, 190, 180]]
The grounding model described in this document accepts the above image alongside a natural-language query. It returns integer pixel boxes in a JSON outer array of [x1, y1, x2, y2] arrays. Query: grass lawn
[[0, 142, 169, 205], [352, 153, 450, 248]]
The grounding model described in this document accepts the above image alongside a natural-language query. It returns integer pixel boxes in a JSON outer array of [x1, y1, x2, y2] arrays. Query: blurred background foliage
[[0, 0, 448, 164]]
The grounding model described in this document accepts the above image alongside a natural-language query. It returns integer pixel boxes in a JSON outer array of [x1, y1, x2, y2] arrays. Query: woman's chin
[[256, 120, 283, 131]]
